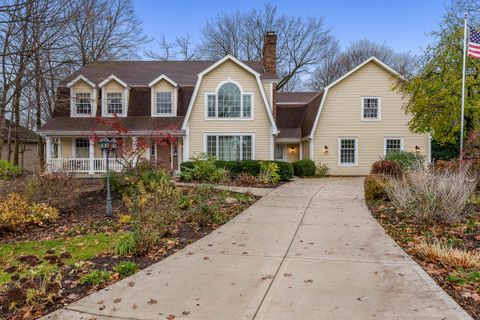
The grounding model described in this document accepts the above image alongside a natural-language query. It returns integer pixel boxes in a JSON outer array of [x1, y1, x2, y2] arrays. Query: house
[[1, 120, 40, 171], [38, 32, 430, 176]]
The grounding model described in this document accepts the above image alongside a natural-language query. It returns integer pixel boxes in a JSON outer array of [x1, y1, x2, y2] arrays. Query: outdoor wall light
[[414, 145, 421, 153], [100, 138, 117, 217], [323, 145, 329, 153], [289, 146, 295, 154]]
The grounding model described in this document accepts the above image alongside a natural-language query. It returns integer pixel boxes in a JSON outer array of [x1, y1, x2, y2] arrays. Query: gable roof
[[308, 57, 401, 138], [60, 60, 276, 87], [181, 55, 278, 134]]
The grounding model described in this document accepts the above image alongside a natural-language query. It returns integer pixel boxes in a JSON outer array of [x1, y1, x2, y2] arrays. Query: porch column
[[177, 138, 183, 168], [299, 143, 303, 160], [145, 139, 151, 161], [170, 142, 174, 170], [45, 137, 52, 172], [132, 137, 138, 163], [88, 138, 95, 175]]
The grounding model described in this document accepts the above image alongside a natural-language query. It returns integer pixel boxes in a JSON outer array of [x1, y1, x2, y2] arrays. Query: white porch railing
[[48, 158, 124, 174]]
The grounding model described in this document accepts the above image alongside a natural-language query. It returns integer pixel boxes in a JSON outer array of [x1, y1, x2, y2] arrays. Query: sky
[[133, 0, 450, 56]]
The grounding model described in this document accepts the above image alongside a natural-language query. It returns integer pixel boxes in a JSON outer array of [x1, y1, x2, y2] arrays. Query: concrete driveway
[[44, 178, 471, 320]]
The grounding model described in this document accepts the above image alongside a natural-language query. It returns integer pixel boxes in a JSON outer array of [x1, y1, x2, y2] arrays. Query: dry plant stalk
[[414, 241, 480, 269]]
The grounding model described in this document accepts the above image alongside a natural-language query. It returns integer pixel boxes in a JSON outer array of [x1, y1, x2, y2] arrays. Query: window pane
[[243, 94, 251, 118], [207, 94, 216, 117], [242, 136, 252, 160], [218, 136, 240, 161], [107, 92, 123, 114], [363, 98, 378, 119], [76, 93, 91, 114], [386, 139, 401, 154], [156, 92, 172, 114], [218, 83, 241, 117], [340, 139, 356, 164], [276, 144, 285, 160], [206, 136, 217, 158], [75, 138, 89, 158]]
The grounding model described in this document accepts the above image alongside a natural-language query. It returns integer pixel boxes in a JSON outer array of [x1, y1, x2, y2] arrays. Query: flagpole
[[460, 13, 468, 160]]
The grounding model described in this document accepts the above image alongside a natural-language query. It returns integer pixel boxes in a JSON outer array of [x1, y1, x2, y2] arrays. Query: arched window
[[218, 83, 241, 117], [206, 82, 253, 119]]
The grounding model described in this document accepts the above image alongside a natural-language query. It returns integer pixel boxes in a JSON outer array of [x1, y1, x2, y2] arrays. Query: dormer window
[[99, 75, 129, 117], [75, 93, 92, 114], [361, 97, 381, 121], [206, 82, 253, 119], [67, 75, 97, 117], [156, 92, 173, 114], [106, 92, 123, 114]]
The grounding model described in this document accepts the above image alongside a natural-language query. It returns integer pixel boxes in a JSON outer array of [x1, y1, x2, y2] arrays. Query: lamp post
[[99, 138, 117, 217]]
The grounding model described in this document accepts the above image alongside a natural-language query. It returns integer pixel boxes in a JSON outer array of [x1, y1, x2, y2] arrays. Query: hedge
[[180, 160, 293, 181], [292, 159, 316, 177]]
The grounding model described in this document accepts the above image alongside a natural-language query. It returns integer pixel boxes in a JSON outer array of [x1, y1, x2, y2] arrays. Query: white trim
[[269, 82, 273, 109], [270, 126, 275, 160], [309, 136, 314, 160], [338, 137, 358, 167], [152, 90, 177, 117], [276, 102, 308, 105], [88, 138, 95, 175], [204, 79, 254, 120], [66, 75, 96, 88], [72, 137, 90, 159], [202, 132, 256, 161], [275, 143, 286, 161], [70, 89, 97, 118], [98, 74, 128, 88], [361, 96, 382, 121], [181, 55, 278, 134], [383, 137, 404, 156], [148, 74, 178, 88], [37, 130, 185, 136], [299, 143, 303, 160], [101, 88, 129, 117], [309, 57, 402, 139], [183, 125, 189, 162]]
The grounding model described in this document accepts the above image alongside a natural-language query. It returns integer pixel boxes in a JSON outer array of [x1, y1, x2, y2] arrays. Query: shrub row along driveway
[[44, 178, 470, 320]]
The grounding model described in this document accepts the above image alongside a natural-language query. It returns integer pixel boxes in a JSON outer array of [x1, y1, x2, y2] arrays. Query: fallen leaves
[[147, 298, 158, 305]]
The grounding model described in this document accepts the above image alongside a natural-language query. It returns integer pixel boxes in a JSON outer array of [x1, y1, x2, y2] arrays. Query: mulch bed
[[367, 201, 480, 319], [0, 182, 256, 319]]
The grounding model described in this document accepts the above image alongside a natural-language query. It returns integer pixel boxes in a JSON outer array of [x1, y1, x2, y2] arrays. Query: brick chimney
[[262, 31, 277, 75], [262, 31, 277, 119]]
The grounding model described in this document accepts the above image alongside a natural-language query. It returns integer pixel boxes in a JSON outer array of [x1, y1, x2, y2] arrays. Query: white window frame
[[203, 132, 255, 161], [383, 137, 404, 156], [275, 144, 286, 161], [67, 75, 97, 118], [149, 75, 178, 117], [204, 80, 254, 120], [361, 96, 381, 121], [73, 138, 90, 159], [99, 75, 129, 117], [338, 137, 358, 167], [154, 91, 175, 116]]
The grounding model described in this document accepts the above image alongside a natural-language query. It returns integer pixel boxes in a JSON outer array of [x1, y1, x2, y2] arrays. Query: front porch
[[45, 136, 183, 175]]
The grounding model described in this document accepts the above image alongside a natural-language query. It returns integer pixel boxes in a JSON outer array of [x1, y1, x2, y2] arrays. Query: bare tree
[[65, 0, 148, 65], [307, 39, 416, 90], [197, 3, 336, 90]]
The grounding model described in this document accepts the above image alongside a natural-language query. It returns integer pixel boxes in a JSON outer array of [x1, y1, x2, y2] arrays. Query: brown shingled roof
[[61, 60, 275, 87], [275, 91, 323, 140], [277, 92, 318, 104]]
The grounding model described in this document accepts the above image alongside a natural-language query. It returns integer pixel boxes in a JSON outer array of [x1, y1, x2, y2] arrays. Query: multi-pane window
[[75, 93, 91, 114], [339, 138, 357, 165], [276, 144, 285, 161], [207, 94, 216, 117], [385, 138, 403, 155], [75, 138, 89, 158], [206, 135, 253, 161], [362, 97, 380, 120], [206, 83, 252, 119], [156, 92, 172, 114], [106, 92, 123, 114]]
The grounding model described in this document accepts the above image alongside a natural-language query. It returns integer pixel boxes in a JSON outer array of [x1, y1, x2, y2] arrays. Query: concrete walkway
[[44, 178, 471, 320]]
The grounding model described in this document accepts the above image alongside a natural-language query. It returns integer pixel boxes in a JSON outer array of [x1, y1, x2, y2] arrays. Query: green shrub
[[109, 161, 171, 195], [80, 270, 111, 286], [215, 161, 242, 175], [0, 160, 21, 179], [105, 171, 129, 193], [114, 232, 137, 255], [239, 160, 261, 176], [28, 203, 59, 226], [293, 160, 316, 177], [180, 153, 229, 183], [274, 161, 294, 181], [258, 161, 280, 184], [371, 160, 402, 177], [316, 163, 329, 177], [384, 151, 425, 170], [364, 174, 389, 202], [113, 261, 138, 278]]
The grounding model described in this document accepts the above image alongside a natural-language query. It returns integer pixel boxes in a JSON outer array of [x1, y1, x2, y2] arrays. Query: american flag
[[468, 25, 480, 60]]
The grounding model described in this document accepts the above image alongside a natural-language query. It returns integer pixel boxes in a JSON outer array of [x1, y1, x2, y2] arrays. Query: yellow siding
[[152, 79, 174, 92], [72, 79, 92, 92], [286, 144, 299, 162], [188, 60, 272, 160], [262, 81, 272, 107], [312, 61, 429, 175], [103, 80, 124, 91], [301, 141, 310, 160]]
